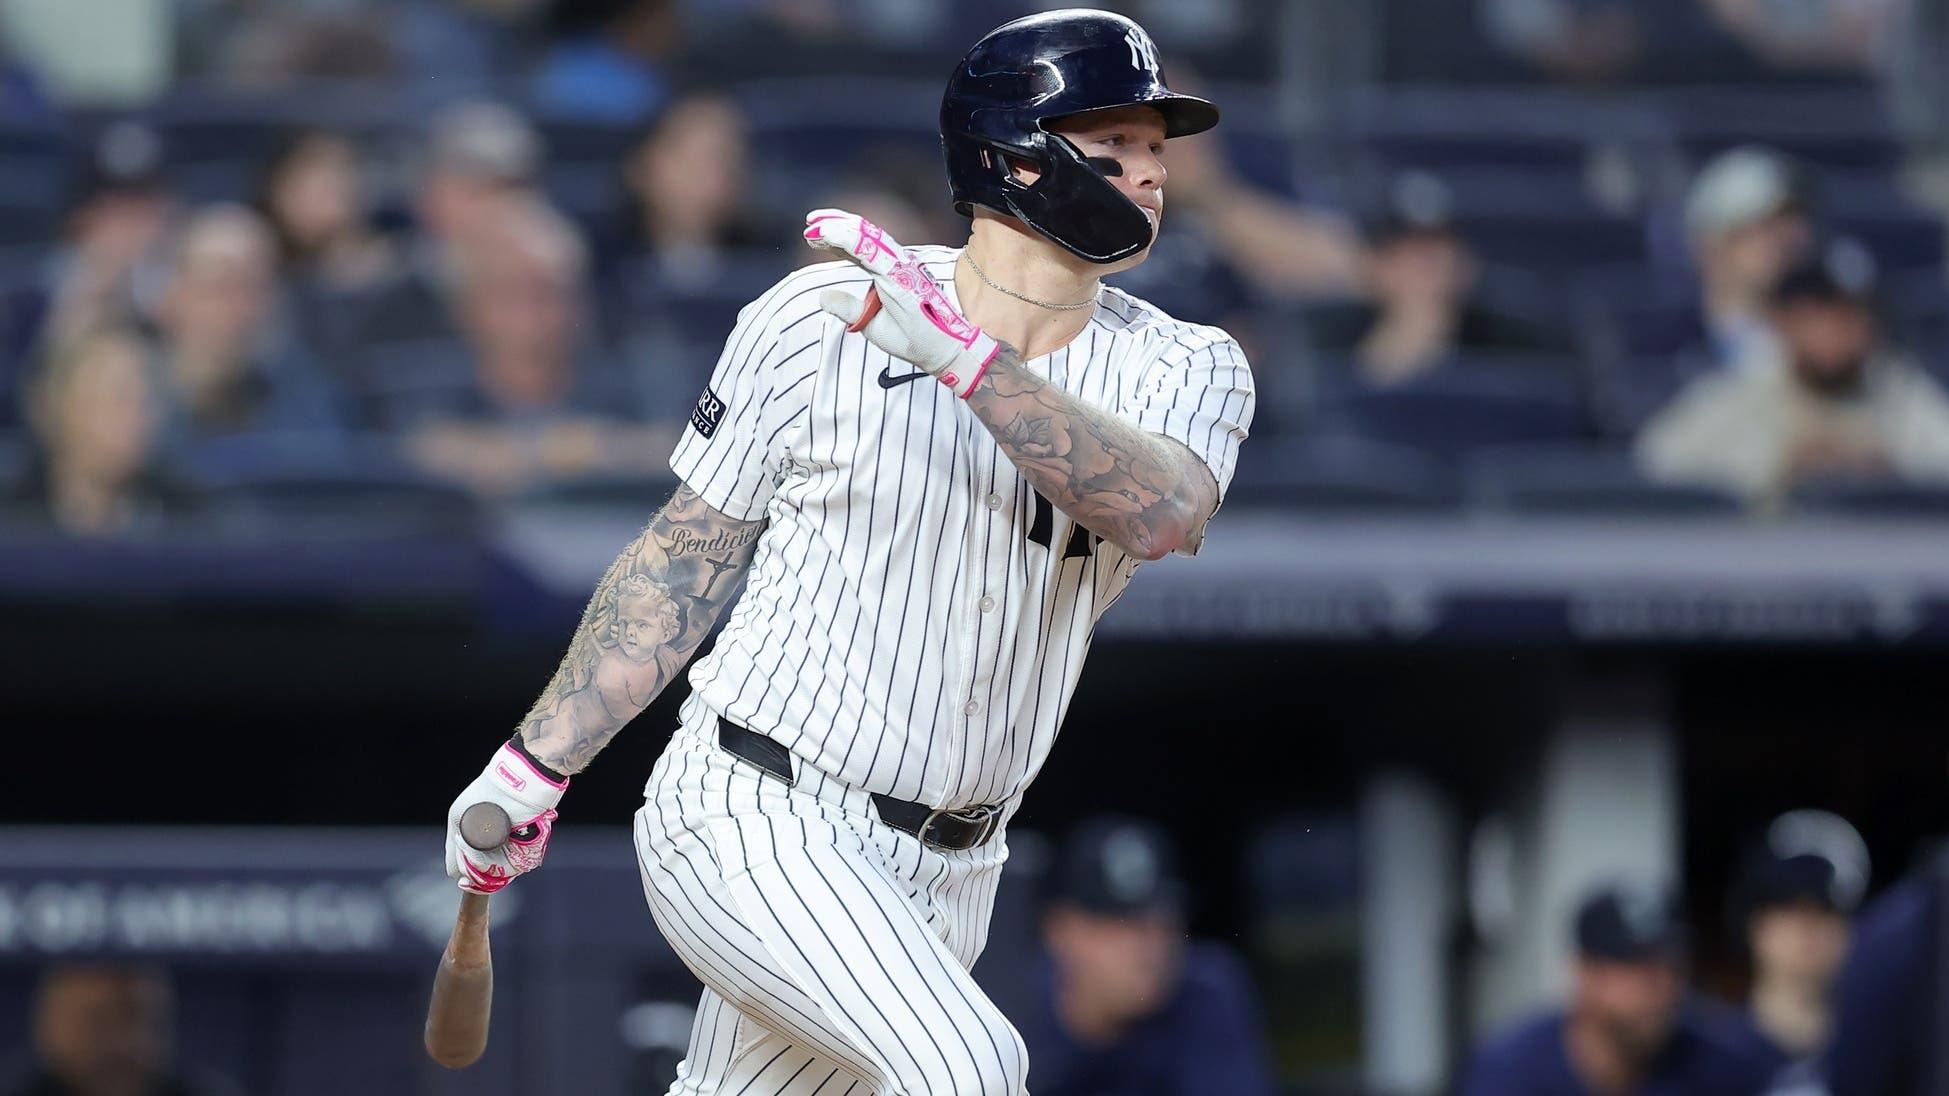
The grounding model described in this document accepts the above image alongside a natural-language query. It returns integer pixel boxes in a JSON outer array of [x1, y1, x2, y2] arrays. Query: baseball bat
[[424, 801, 516, 1069]]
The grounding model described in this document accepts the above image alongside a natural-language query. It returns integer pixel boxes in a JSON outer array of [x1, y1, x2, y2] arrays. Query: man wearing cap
[[1727, 810, 1871, 1068], [1636, 242, 1949, 511], [1460, 882, 1777, 1095], [19, 122, 175, 355], [356, 101, 542, 348], [1679, 146, 1812, 373], [1014, 818, 1277, 1096]]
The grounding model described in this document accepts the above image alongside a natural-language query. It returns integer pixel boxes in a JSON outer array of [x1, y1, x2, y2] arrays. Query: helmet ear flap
[[995, 132, 1154, 264], [982, 140, 1052, 192]]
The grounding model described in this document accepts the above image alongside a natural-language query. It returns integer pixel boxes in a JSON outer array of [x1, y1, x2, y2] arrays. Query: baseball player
[[443, 10, 1254, 1094]]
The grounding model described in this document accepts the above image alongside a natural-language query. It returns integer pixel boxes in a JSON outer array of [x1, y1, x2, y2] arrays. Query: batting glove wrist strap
[[505, 734, 570, 786]]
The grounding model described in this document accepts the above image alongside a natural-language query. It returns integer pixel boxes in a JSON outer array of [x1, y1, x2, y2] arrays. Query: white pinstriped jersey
[[669, 245, 1253, 811]]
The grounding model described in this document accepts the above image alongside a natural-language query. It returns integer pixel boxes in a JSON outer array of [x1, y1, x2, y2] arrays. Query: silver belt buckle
[[920, 803, 1001, 850]]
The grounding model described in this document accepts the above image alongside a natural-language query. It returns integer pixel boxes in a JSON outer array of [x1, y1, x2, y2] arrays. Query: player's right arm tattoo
[[515, 485, 765, 774], [965, 342, 1217, 561]]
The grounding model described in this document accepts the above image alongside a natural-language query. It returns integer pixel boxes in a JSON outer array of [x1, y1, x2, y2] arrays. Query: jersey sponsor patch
[[690, 386, 726, 437]]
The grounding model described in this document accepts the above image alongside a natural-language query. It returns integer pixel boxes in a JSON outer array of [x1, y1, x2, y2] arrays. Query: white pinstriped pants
[[633, 704, 1029, 1095]]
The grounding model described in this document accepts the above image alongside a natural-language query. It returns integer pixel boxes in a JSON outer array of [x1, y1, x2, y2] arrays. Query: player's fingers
[[802, 209, 901, 274], [818, 288, 871, 329], [847, 287, 882, 333], [459, 851, 510, 894], [802, 208, 855, 253]]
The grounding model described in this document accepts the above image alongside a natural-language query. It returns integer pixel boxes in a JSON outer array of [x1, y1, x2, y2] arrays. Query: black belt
[[717, 719, 1001, 852]]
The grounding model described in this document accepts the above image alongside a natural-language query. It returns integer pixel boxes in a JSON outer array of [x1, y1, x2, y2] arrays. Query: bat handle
[[453, 890, 491, 941]]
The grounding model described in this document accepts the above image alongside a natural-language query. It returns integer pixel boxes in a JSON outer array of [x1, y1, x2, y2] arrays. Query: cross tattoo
[[699, 554, 739, 599]]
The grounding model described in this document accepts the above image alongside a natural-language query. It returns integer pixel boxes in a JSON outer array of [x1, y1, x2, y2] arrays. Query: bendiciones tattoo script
[[668, 526, 761, 557]]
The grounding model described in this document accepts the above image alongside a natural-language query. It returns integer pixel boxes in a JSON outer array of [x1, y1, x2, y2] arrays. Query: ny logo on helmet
[[1124, 28, 1159, 75]]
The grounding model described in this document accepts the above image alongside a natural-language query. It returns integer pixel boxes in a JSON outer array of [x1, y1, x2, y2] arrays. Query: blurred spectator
[[358, 101, 541, 346], [1824, 792, 1946, 1095], [14, 327, 192, 537], [1729, 810, 1871, 1067], [1459, 882, 1777, 1095], [1480, 0, 1643, 82], [254, 129, 400, 356], [255, 130, 397, 296], [0, 964, 237, 1096], [1680, 147, 1812, 373], [1702, 0, 1900, 72], [399, 198, 668, 496], [151, 205, 345, 452], [1015, 818, 1277, 1096], [1150, 111, 1368, 301], [1637, 244, 1949, 512], [532, 0, 680, 125], [614, 92, 768, 288], [31, 122, 176, 360], [1308, 173, 1572, 386], [191, 5, 396, 88]]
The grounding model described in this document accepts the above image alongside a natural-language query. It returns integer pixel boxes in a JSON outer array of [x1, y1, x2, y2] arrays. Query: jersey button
[[984, 494, 1003, 511], [962, 699, 980, 716], [978, 595, 996, 612]]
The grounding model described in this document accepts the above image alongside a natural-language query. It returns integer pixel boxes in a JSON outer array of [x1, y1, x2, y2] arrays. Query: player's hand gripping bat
[[424, 802, 530, 1068]]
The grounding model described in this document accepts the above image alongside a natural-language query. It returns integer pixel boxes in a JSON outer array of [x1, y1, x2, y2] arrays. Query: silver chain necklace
[[960, 250, 1100, 311]]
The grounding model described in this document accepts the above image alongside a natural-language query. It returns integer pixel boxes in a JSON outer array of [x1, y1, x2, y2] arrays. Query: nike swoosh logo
[[877, 367, 931, 389]]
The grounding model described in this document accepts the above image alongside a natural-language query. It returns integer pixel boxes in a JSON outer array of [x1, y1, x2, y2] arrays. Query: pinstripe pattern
[[645, 246, 1250, 1093], [638, 705, 1027, 1094], [668, 246, 1254, 812]]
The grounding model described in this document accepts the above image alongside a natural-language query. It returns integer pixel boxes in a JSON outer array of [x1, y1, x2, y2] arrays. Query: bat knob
[[459, 802, 513, 851]]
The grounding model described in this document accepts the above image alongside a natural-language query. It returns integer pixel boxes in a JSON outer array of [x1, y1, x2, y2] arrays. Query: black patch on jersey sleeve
[[690, 386, 726, 437]]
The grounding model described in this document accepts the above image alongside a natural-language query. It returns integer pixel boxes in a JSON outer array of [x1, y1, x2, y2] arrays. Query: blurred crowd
[[0, 0, 1945, 537]]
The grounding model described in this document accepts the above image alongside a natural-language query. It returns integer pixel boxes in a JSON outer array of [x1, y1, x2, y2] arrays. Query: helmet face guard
[[941, 10, 1219, 265]]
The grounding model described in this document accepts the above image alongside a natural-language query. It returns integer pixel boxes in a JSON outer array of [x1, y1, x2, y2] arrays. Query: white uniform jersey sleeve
[[1119, 327, 1256, 508], [669, 283, 818, 520]]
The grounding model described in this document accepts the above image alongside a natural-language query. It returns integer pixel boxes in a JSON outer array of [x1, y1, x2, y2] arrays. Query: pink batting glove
[[803, 208, 1000, 398], [443, 741, 567, 894]]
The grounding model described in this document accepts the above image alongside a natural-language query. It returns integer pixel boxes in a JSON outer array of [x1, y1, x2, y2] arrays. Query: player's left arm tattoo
[[964, 343, 1217, 560], [515, 485, 765, 774]]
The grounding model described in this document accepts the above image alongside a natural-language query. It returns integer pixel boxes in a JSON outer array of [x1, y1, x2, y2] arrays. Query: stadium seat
[[1333, 362, 1592, 457], [1790, 479, 1949, 518], [0, 430, 33, 494], [180, 432, 481, 535], [1224, 436, 1460, 512], [1464, 445, 1742, 515], [734, 77, 939, 172], [517, 470, 683, 508], [355, 338, 477, 426], [1662, 86, 1904, 171], [0, 121, 68, 250]]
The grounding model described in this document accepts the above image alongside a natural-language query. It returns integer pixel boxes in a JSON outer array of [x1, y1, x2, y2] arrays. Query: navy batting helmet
[[941, 9, 1218, 265]]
